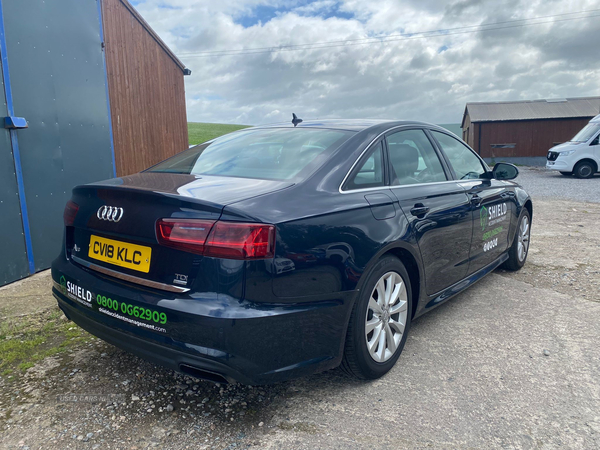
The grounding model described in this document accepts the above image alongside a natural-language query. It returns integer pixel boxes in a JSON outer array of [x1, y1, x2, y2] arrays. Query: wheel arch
[[523, 199, 533, 220], [575, 158, 598, 173], [358, 243, 423, 320], [385, 247, 421, 319]]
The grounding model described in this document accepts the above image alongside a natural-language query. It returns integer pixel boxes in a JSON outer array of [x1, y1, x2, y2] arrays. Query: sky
[[130, 0, 600, 126]]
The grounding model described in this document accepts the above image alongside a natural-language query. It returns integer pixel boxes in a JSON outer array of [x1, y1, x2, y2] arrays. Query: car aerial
[[546, 114, 600, 178], [52, 118, 532, 385]]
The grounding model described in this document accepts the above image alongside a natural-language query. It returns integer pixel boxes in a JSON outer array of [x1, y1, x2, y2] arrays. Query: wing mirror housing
[[491, 162, 519, 180]]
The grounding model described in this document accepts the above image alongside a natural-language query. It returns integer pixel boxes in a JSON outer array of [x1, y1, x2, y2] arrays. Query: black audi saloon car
[[52, 119, 532, 385]]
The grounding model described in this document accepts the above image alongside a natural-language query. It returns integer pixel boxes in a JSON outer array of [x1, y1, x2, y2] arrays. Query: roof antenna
[[292, 113, 303, 127]]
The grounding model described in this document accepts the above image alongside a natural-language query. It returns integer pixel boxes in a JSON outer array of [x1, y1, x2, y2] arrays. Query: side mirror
[[591, 135, 600, 146], [492, 162, 519, 180]]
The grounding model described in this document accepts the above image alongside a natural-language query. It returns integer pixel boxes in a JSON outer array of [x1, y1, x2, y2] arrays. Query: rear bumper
[[52, 256, 354, 385], [54, 297, 249, 384]]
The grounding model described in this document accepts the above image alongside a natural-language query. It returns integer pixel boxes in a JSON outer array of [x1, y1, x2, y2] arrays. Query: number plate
[[88, 235, 152, 273]]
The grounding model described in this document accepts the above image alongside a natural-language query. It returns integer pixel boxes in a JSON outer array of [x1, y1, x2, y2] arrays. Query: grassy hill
[[188, 122, 249, 146]]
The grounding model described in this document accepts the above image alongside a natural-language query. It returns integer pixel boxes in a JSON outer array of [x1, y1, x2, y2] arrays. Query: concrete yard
[[1, 169, 599, 449]]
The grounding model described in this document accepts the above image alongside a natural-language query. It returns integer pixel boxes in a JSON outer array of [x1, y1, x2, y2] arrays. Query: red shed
[[462, 96, 600, 161]]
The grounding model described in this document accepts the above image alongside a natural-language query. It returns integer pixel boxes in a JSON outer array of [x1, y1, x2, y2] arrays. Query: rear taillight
[[156, 219, 275, 260], [156, 219, 216, 255], [205, 222, 275, 259], [63, 200, 79, 226]]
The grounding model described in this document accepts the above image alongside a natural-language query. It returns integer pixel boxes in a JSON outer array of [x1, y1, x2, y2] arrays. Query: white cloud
[[132, 0, 600, 125]]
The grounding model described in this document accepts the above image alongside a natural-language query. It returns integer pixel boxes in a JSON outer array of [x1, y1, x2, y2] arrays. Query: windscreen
[[148, 128, 354, 181], [571, 123, 600, 142]]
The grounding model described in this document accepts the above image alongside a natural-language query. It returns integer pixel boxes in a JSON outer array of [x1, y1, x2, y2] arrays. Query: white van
[[546, 114, 600, 178]]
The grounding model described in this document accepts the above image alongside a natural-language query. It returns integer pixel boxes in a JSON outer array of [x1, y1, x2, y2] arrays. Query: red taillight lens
[[156, 219, 216, 254], [63, 200, 79, 226], [156, 219, 276, 260], [205, 222, 275, 259]]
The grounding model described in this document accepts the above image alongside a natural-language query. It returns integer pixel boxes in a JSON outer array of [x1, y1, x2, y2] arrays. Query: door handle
[[410, 203, 430, 217], [470, 194, 482, 206]]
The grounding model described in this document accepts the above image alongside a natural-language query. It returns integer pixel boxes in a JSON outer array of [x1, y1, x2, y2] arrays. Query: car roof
[[251, 119, 442, 132]]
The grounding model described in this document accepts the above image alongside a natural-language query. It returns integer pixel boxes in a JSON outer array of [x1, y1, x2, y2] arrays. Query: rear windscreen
[[148, 128, 354, 181]]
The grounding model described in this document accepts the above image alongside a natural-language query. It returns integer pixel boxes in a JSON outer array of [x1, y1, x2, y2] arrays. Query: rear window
[[148, 128, 354, 181]]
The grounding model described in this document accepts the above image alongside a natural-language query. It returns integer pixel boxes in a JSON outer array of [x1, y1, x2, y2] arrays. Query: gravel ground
[[1, 169, 600, 450], [499, 199, 600, 303], [515, 166, 600, 203]]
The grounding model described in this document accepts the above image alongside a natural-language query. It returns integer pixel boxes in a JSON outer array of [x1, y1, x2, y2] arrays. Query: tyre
[[573, 161, 595, 179], [502, 209, 531, 271], [560, 171, 572, 176], [341, 256, 412, 380]]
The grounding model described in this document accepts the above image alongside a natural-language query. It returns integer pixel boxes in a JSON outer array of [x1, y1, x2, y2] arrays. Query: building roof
[[120, 0, 189, 74], [462, 96, 600, 127]]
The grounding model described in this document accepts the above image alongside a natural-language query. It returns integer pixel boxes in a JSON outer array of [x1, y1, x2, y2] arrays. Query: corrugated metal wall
[[477, 118, 592, 158], [465, 118, 593, 158], [101, 0, 188, 177]]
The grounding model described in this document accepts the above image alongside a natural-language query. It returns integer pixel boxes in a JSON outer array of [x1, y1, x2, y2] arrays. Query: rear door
[[386, 128, 473, 295], [343, 138, 398, 221], [429, 130, 516, 273]]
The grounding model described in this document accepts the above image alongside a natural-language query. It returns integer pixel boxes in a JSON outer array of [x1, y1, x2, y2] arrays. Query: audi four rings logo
[[97, 206, 124, 222]]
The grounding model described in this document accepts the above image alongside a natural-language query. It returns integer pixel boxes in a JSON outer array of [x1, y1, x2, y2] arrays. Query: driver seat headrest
[[388, 143, 419, 181]]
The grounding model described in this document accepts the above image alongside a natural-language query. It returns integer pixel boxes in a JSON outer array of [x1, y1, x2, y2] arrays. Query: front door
[[460, 180, 514, 272], [429, 130, 514, 274], [386, 128, 473, 295]]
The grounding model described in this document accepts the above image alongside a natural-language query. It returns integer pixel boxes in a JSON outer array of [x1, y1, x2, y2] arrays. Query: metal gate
[[0, 0, 116, 285]]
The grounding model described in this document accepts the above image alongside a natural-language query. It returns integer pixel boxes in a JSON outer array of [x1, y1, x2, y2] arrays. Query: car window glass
[[148, 128, 354, 181], [346, 142, 385, 189], [571, 123, 600, 142], [387, 129, 447, 186], [431, 131, 487, 180]]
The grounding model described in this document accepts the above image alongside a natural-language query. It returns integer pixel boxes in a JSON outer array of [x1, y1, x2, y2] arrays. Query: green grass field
[[188, 122, 250, 145]]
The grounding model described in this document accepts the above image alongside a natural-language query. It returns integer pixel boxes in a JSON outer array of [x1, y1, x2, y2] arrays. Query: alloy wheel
[[517, 215, 530, 262], [365, 271, 408, 363]]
